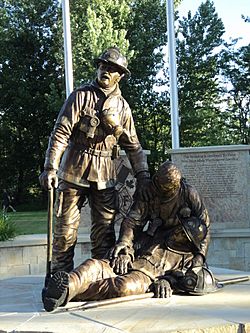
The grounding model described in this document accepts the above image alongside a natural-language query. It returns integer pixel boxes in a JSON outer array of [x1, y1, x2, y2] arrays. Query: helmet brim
[[180, 217, 207, 251], [95, 58, 131, 77]]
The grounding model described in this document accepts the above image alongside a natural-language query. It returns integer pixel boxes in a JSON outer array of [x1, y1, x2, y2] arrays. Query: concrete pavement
[[0, 267, 250, 333]]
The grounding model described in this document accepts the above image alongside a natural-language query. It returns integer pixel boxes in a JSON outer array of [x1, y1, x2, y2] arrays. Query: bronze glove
[[39, 169, 58, 190], [110, 254, 133, 275], [153, 279, 173, 298], [134, 171, 154, 201], [109, 241, 134, 274]]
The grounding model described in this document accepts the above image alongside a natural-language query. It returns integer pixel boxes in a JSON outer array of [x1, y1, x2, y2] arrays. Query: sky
[[177, 0, 250, 47]]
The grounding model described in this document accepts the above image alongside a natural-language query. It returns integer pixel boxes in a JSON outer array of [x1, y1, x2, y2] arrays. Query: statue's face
[[97, 62, 123, 89]]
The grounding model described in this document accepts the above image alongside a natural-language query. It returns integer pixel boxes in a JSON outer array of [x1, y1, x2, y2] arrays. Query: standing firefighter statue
[[39, 47, 152, 276]]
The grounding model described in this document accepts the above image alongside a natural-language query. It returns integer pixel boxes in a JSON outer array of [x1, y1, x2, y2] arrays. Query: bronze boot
[[43, 271, 69, 312]]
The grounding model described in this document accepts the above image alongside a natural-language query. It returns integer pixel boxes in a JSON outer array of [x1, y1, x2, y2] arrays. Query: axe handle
[[218, 275, 249, 286], [46, 188, 54, 285], [61, 292, 155, 312]]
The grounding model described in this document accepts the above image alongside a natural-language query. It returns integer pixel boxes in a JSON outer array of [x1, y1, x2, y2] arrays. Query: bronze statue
[[39, 47, 152, 274], [42, 161, 218, 312]]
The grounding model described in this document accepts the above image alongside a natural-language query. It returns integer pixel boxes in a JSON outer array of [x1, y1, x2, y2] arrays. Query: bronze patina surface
[[42, 162, 220, 312], [39, 47, 151, 274]]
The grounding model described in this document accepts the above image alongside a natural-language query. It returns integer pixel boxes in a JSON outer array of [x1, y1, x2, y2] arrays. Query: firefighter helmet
[[166, 217, 207, 254], [152, 161, 182, 199], [180, 217, 207, 251], [179, 266, 220, 295], [95, 47, 131, 76]]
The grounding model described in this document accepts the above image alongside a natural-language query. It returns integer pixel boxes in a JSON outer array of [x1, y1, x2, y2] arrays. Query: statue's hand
[[39, 169, 58, 190], [109, 242, 134, 274], [134, 172, 154, 202], [153, 279, 173, 298], [111, 254, 132, 275], [109, 241, 129, 259]]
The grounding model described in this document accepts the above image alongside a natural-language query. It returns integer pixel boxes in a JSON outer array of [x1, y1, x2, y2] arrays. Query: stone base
[[0, 234, 92, 279], [208, 228, 250, 271], [0, 267, 249, 333], [1, 230, 250, 279]]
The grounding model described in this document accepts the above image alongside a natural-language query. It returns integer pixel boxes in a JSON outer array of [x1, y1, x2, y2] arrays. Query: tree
[[69, 0, 132, 87], [0, 0, 181, 204], [220, 42, 250, 144], [0, 0, 63, 203], [176, 0, 226, 147], [121, 0, 173, 171], [69, 0, 180, 171]]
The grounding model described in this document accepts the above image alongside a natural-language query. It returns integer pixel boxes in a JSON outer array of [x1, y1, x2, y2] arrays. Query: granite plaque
[[170, 146, 250, 229]]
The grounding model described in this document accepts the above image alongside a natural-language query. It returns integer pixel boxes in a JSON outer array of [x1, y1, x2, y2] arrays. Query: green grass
[[7, 210, 49, 235]]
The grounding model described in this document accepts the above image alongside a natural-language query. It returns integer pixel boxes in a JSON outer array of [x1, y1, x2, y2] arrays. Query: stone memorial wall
[[169, 145, 250, 271], [170, 146, 250, 229]]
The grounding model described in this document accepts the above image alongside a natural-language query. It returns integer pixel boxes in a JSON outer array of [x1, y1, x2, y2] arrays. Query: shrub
[[0, 213, 17, 241]]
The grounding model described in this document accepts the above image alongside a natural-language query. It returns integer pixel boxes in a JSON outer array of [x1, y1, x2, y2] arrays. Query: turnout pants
[[52, 180, 117, 273], [67, 259, 152, 302]]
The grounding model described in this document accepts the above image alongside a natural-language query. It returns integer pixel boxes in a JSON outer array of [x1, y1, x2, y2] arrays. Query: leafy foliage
[[0, 0, 64, 202], [0, 214, 16, 241], [69, 0, 132, 86], [122, 0, 172, 171], [220, 42, 250, 144], [176, 0, 226, 147], [0, 0, 249, 205]]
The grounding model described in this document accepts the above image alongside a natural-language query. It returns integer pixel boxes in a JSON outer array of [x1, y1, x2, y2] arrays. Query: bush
[[0, 213, 17, 241]]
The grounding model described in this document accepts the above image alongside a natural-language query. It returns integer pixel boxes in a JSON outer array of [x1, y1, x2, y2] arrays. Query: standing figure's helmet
[[95, 47, 131, 76]]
